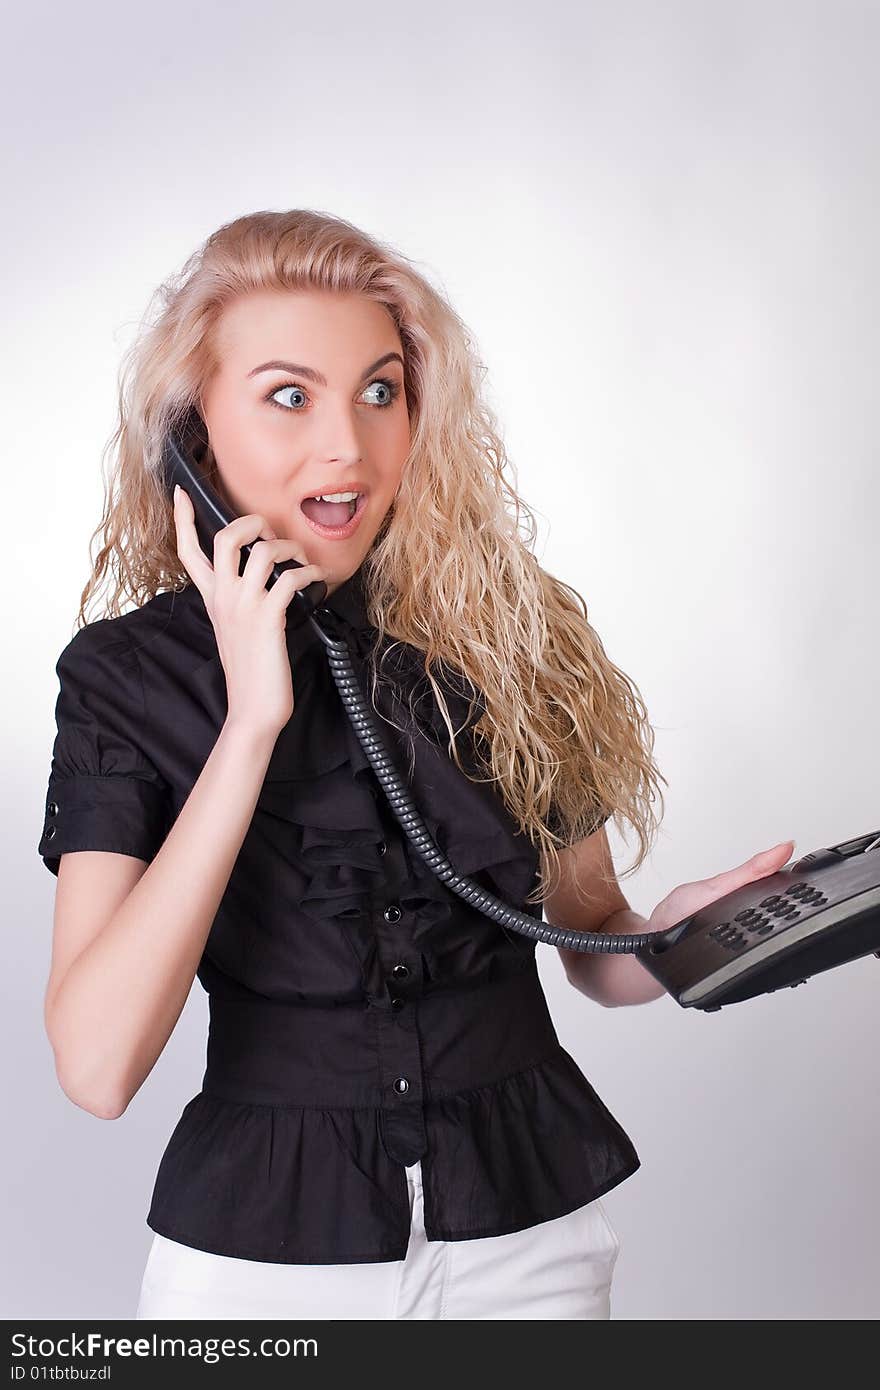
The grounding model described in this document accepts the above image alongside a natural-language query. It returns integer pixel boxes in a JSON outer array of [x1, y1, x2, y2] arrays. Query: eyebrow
[[246, 351, 404, 386]]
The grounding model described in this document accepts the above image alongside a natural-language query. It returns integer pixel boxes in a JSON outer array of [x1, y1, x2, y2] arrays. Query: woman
[[38, 209, 792, 1319]]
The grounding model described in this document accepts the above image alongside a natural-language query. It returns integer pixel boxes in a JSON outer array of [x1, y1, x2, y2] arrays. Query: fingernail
[[765, 842, 793, 859], [173, 484, 180, 500]]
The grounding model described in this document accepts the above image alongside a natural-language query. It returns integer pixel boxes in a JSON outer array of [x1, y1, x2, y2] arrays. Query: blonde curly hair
[[75, 207, 666, 908]]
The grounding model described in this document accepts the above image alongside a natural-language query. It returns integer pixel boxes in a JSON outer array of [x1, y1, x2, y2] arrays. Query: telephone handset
[[160, 409, 880, 1010], [162, 407, 329, 629]]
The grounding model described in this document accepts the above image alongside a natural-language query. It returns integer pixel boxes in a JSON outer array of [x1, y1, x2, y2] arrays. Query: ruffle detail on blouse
[[422, 1045, 642, 1239], [144, 1045, 641, 1262], [249, 631, 542, 930], [145, 1090, 413, 1263]]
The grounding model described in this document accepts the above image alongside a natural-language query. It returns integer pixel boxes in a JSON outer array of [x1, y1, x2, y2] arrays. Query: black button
[[390, 997, 405, 1011], [47, 802, 59, 817], [383, 905, 402, 923], [393, 1076, 409, 1094], [378, 841, 387, 856], [391, 963, 409, 979], [44, 825, 57, 840]]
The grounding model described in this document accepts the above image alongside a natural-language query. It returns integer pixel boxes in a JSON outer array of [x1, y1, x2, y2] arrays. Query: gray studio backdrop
[[5, 0, 878, 1319]]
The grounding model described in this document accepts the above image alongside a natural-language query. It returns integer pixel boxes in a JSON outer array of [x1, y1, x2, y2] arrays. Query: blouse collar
[[175, 559, 374, 657], [318, 562, 372, 634]]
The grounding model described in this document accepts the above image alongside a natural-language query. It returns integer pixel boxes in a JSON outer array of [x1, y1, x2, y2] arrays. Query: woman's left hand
[[645, 840, 797, 934]]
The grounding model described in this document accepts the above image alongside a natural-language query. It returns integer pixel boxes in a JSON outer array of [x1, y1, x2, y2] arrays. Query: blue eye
[[270, 384, 308, 411], [267, 377, 402, 412]]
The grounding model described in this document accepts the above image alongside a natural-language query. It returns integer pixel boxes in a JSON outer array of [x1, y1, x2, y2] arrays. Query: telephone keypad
[[707, 878, 830, 952]]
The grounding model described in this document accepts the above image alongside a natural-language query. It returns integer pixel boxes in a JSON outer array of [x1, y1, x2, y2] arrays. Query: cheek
[[213, 441, 294, 518], [389, 412, 412, 470], [227, 414, 293, 483]]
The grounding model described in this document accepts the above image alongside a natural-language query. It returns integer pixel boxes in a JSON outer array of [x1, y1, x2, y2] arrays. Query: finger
[[212, 513, 279, 585], [751, 840, 796, 871], [267, 562, 328, 614], [241, 538, 316, 595], [709, 840, 796, 892], [173, 484, 214, 588]]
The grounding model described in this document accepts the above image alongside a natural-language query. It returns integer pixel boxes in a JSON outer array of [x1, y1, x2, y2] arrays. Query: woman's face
[[199, 288, 411, 595]]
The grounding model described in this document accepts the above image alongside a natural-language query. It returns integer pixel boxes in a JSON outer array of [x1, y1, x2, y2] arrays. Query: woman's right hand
[[173, 484, 328, 737]]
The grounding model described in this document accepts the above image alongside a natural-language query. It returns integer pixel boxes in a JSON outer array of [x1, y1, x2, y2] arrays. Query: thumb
[[750, 839, 795, 861], [753, 840, 796, 869]]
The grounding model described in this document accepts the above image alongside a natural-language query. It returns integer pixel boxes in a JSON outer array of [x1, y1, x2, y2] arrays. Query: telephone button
[[384, 905, 402, 923]]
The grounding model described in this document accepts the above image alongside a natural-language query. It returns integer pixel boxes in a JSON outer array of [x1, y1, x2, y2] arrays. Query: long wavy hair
[[76, 208, 666, 908]]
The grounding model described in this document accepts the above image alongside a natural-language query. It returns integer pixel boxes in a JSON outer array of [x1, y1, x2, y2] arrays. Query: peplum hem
[[421, 1045, 641, 1241], [145, 1044, 640, 1264]]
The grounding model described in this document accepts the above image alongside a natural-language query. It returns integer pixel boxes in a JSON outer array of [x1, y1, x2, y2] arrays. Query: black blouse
[[37, 563, 640, 1264]]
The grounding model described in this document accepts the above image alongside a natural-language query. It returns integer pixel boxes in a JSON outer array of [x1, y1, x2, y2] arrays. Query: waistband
[[200, 964, 561, 1109]]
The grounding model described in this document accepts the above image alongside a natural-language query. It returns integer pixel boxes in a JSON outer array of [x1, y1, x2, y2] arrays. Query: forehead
[[211, 289, 401, 367]]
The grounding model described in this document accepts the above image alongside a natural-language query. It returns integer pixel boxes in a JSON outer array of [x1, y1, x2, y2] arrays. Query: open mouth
[[299, 491, 368, 539]]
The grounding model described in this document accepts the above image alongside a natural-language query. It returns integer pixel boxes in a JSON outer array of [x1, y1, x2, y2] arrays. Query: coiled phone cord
[[310, 606, 670, 955], [162, 413, 670, 953]]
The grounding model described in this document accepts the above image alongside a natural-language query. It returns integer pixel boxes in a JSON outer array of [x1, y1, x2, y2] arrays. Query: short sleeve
[[37, 621, 174, 877], [546, 795, 610, 846]]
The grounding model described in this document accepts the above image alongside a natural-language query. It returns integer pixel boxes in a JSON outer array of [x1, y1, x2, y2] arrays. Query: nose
[[314, 399, 365, 463]]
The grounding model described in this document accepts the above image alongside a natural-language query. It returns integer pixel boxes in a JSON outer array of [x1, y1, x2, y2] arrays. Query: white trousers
[[136, 1160, 622, 1320]]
